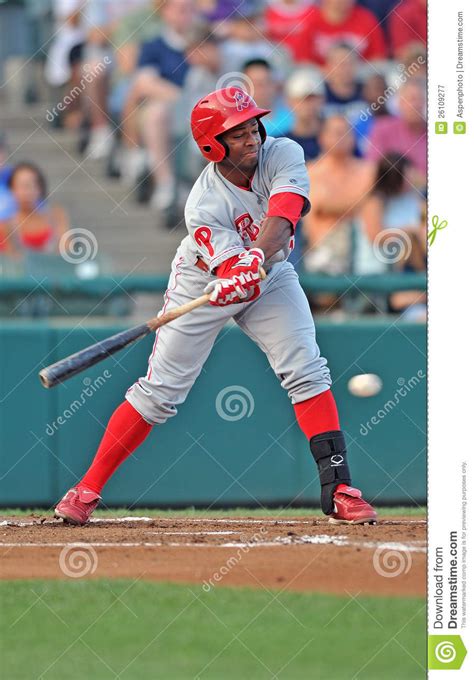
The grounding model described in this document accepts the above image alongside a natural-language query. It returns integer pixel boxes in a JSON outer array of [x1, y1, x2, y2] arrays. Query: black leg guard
[[309, 430, 352, 515]]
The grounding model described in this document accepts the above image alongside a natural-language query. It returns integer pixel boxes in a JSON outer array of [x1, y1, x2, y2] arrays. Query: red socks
[[78, 400, 152, 495], [294, 390, 340, 439]]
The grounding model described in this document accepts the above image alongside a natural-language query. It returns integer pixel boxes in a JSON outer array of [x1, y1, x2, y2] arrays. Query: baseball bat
[[39, 267, 266, 388]]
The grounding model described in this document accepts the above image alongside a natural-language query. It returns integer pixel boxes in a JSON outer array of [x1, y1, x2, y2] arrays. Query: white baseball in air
[[76, 261, 99, 279], [347, 374, 383, 398]]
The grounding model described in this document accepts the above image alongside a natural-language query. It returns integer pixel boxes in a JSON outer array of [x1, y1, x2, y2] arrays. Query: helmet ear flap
[[201, 139, 226, 162]]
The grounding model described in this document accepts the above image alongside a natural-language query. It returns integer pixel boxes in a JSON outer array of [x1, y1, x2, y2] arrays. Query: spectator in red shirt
[[264, 0, 317, 63], [1, 163, 69, 255], [389, 0, 427, 61], [304, 0, 387, 66], [365, 79, 427, 188]]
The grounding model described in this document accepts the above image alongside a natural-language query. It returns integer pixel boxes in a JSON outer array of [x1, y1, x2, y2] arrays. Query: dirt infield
[[0, 515, 426, 596]]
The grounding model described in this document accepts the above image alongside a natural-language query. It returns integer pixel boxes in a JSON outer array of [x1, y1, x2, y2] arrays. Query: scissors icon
[[428, 215, 448, 246]]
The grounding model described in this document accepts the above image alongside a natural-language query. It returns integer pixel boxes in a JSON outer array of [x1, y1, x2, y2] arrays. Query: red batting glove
[[215, 248, 264, 278], [205, 248, 265, 306]]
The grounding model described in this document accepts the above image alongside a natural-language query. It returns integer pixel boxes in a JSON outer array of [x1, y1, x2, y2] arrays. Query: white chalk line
[[0, 517, 311, 527], [153, 531, 238, 536], [0, 516, 426, 528], [0, 535, 426, 553]]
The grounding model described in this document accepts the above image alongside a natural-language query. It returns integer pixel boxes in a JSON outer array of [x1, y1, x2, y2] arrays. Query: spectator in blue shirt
[[322, 42, 369, 154], [283, 67, 325, 271], [284, 66, 325, 162], [137, 34, 189, 86], [0, 133, 16, 222], [358, 0, 400, 40], [120, 0, 196, 211]]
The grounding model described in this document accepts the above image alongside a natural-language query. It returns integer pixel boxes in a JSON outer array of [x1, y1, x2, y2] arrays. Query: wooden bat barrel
[[39, 323, 151, 388]]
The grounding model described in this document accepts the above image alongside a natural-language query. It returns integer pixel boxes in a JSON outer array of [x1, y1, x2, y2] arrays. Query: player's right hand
[[205, 276, 260, 306], [205, 248, 265, 306]]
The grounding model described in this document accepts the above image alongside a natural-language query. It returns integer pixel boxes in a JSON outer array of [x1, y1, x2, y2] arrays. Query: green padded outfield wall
[[0, 320, 426, 507]]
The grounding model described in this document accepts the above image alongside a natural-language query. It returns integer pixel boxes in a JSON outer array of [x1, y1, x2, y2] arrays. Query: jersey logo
[[234, 90, 250, 112], [234, 213, 260, 242], [194, 226, 215, 257]]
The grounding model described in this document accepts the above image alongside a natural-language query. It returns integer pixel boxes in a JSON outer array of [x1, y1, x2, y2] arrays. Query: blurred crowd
[[0, 0, 427, 318]]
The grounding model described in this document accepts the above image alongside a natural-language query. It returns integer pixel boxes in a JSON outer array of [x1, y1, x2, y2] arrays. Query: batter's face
[[220, 118, 261, 172]]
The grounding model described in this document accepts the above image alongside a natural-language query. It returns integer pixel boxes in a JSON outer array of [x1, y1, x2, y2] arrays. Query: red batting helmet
[[190, 87, 271, 162]]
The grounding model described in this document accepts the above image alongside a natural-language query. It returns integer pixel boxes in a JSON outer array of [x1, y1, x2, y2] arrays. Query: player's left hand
[[218, 248, 265, 278]]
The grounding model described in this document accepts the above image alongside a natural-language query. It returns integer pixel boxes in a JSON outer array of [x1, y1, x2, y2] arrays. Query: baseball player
[[55, 87, 377, 526]]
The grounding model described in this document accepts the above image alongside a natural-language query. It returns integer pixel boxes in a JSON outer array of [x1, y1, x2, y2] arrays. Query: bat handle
[[39, 369, 53, 389]]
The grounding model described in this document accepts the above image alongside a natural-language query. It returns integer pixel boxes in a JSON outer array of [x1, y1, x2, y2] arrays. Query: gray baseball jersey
[[181, 136, 311, 271], [126, 136, 331, 424]]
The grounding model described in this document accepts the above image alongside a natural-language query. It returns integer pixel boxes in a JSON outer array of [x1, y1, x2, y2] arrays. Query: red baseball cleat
[[329, 484, 377, 525], [54, 487, 100, 525]]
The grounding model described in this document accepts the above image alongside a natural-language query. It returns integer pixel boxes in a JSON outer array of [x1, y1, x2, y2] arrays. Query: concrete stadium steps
[[1, 104, 184, 275]]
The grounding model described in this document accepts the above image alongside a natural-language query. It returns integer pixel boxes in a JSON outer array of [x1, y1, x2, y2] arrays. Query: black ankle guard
[[309, 430, 352, 515]]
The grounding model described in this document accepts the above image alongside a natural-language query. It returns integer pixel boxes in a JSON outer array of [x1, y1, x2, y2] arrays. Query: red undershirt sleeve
[[266, 192, 305, 233]]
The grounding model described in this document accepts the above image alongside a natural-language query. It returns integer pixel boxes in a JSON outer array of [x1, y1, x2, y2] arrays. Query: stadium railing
[[0, 259, 427, 318]]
